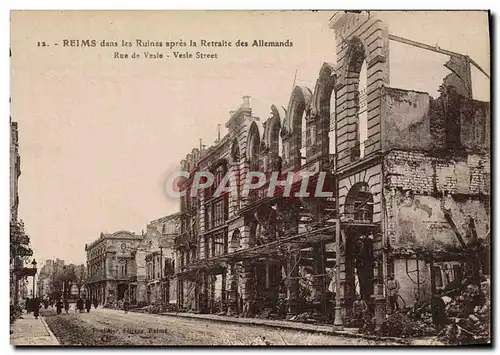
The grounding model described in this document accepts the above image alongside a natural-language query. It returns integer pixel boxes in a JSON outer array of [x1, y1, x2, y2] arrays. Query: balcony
[[87, 274, 106, 283]]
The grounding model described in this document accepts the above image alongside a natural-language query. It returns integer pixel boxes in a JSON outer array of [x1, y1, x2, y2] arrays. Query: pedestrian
[[33, 297, 40, 320], [431, 293, 447, 332], [77, 298, 84, 313], [387, 273, 401, 312], [352, 294, 368, 328], [93, 298, 98, 309], [123, 298, 129, 314], [85, 298, 91, 313], [56, 299, 63, 314], [26, 297, 31, 313], [64, 299, 70, 314]]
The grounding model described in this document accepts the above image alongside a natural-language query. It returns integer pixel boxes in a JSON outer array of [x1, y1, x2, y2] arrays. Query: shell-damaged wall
[[381, 87, 490, 152], [384, 150, 490, 250]]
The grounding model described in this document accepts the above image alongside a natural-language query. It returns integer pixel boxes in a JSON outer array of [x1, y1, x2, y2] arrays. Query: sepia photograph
[[9, 10, 491, 347]]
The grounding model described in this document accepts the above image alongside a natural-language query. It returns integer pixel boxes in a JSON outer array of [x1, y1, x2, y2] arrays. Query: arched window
[[231, 138, 240, 163], [204, 160, 228, 230], [347, 38, 368, 161], [230, 229, 241, 250], [329, 92, 336, 155], [270, 121, 281, 156], [248, 123, 260, 171], [300, 110, 307, 165], [358, 60, 368, 158]]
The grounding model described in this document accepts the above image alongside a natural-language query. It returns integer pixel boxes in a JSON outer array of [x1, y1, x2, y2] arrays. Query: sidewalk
[[10, 312, 59, 346], [159, 311, 414, 344]]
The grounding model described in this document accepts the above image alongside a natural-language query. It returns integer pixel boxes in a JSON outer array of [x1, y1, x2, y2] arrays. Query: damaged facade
[[173, 11, 490, 328], [84, 214, 180, 307], [133, 214, 180, 305]]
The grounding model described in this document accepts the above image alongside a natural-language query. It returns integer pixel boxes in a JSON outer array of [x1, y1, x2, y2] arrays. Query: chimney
[[242, 96, 250, 108]]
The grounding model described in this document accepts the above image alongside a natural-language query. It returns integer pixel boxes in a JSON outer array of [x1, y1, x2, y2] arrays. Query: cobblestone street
[[39, 307, 413, 346]]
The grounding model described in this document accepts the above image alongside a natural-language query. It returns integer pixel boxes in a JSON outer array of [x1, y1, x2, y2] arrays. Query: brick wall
[[384, 150, 490, 249], [385, 150, 490, 196]]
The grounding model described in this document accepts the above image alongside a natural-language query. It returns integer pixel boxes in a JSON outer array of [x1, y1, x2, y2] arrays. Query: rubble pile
[[254, 308, 272, 319], [379, 312, 435, 338], [377, 278, 490, 343], [438, 280, 490, 345]]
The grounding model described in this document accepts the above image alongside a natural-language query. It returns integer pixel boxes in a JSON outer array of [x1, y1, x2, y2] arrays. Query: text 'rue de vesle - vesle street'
[[36, 39, 295, 60]]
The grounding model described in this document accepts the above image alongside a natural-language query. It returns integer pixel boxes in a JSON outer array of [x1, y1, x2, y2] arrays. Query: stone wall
[[331, 11, 390, 169], [382, 88, 432, 150]]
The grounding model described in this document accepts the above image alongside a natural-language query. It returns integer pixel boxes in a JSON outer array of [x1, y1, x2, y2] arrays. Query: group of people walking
[[25, 297, 41, 319], [26, 297, 99, 316], [54, 298, 98, 314]]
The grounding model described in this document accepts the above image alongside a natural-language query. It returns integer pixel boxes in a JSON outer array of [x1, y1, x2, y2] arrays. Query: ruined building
[[134, 214, 180, 305], [173, 11, 490, 327]]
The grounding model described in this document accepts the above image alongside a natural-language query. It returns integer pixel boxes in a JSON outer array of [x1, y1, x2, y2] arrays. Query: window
[[213, 233, 226, 257], [212, 198, 225, 228], [434, 266, 443, 289], [204, 237, 210, 259], [345, 183, 374, 223], [453, 264, 462, 282], [270, 122, 281, 155], [358, 60, 368, 158], [346, 38, 368, 161], [206, 164, 226, 200], [213, 165, 224, 195], [248, 123, 260, 171], [329, 91, 336, 155], [300, 110, 307, 165]]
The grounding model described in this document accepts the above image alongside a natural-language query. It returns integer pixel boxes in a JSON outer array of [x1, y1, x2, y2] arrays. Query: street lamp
[[62, 266, 67, 300], [31, 259, 37, 298]]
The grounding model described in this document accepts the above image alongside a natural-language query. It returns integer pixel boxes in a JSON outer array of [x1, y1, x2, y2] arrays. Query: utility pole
[[333, 219, 344, 330], [160, 246, 163, 302]]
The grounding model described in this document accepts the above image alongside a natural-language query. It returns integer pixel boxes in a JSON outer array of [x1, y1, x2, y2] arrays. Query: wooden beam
[[442, 209, 467, 249], [389, 33, 490, 80]]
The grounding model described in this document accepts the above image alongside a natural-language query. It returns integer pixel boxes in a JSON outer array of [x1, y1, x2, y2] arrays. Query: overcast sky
[[10, 11, 490, 266]]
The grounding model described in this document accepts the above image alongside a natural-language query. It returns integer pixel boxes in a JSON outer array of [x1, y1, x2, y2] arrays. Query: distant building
[[9, 119, 23, 305], [85, 231, 143, 305], [37, 260, 55, 299], [132, 214, 180, 305], [10, 120, 20, 223]]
